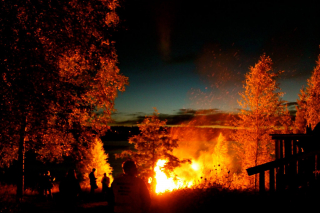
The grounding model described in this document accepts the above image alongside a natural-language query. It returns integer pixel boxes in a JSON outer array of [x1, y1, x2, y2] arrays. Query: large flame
[[153, 159, 194, 193], [151, 131, 244, 193]]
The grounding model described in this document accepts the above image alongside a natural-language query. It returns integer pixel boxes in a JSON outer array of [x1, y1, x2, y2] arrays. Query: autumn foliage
[[231, 54, 289, 187], [0, 0, 128, 197], [295, 54, 320, 132], [0, 0, 128, 161]]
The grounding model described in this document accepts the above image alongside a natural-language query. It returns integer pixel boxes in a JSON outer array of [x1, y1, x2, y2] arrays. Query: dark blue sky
[[111, 1, 320, 124]]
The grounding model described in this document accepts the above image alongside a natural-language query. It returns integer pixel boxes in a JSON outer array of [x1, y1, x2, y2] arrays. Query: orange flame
[[151, 132, 245, 193], [153, 159, 196, 194]]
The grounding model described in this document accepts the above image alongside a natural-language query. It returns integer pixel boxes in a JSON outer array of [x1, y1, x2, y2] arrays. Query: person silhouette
[[59, 169, 81, 200], [89, 168, 98, 194], [101, 173, 110, 194], [111, 160, 150, 213], [59, 169, 81, 205]]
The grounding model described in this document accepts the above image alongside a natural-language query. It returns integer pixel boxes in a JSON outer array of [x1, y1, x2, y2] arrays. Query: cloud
[[285, 102, 298, 116], [286, 102, 297, 107], [155, 0, 175, 62]]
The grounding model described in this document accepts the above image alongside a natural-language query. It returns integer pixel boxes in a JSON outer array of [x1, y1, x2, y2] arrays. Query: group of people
[[89, 168, 110, 195], [57, 159, 151, 213], [84, 160, 151, 213]]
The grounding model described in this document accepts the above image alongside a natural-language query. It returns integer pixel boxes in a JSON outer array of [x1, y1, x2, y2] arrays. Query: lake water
[[103, 140, 134, 178]]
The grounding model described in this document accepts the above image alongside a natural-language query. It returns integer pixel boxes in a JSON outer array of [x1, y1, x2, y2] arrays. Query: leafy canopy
[[0, 0, 128, 166], [232, 54, 288, 181]]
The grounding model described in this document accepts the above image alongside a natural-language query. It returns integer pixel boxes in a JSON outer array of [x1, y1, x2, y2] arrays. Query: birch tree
[[232, 54, 285, 187], [305, 55, 320, 129], [295, 55, 320, 134]]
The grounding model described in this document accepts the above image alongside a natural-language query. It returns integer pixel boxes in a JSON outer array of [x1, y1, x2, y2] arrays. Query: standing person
[[101, 173, 110, 194], [111, 160, 151, 213], [89, 168, 98, 194], [59, 169, 81, 203]]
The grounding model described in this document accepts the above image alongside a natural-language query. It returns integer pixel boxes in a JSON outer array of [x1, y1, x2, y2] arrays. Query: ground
[[2, 185, 320, 213], [0, 191, 112, 213], [0, 189, 319, 213]]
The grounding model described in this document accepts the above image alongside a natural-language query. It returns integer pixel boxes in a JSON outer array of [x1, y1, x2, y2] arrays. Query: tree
[[0, 0, 128, 198], [116, 109, 190, 183], [78, 137, 113, 189], [295, 54, 320, 133], [304, 55, 320, 129], [232, 54, 285, 187]]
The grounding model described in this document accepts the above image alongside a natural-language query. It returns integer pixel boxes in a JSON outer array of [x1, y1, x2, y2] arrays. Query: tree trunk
[[17, 114, 27, 200], [152, 140, 155, 172], [254, 109, 259, 190], [152, 140, 155, 192]]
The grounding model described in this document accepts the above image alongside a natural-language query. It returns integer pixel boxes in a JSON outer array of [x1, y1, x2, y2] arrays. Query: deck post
[[275, 139, 280, 160], [279, 140, 283, 159], [284, 139, 292, 158], [269, 168, 275, 192], [259, 171, 265, 193]]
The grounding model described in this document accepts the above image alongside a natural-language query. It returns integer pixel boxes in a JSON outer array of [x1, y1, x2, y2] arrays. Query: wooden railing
[[246, 134, 320, 193]]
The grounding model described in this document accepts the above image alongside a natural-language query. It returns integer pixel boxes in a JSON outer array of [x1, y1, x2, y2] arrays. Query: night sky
[[111, 1, 320, 125]]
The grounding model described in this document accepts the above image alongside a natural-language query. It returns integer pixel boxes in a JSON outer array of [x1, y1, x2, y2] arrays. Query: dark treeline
[[102, 126, 140, 141], [102, 126, 233, 142]]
